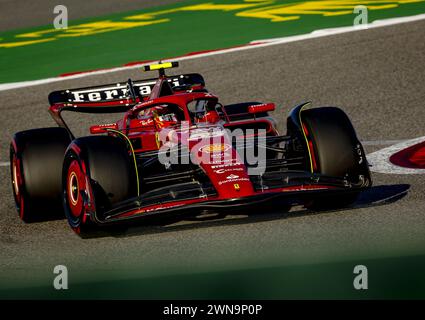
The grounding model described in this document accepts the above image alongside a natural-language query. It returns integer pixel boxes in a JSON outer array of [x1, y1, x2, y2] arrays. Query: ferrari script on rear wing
[[48, 73, 205, 105]]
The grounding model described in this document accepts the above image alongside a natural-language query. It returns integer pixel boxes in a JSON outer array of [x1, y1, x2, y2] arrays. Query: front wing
[[90, 173, 368, 226]]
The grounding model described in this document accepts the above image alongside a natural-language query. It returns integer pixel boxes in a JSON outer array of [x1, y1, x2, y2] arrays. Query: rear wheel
[[300, 107, 371, 210], [63, 136, 138, 236], [10, 128, 71, 222]]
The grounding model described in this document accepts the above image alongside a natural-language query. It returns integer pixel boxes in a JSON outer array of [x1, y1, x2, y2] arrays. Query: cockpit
[[136, 97, 224, 129], [137, 103, 185, 129], [187, 98, 222, 124]]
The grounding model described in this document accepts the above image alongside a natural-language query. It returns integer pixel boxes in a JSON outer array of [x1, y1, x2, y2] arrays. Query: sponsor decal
[[70, 84, 152, 102], [97, 123, 116, 128], [281, 186, 328, 192], [214, 167, 244, 174], [200, 143, 231, 154], [218, 177, 249, 185], [145, 203, 183, 213], [355, 143, 365, 164], [226, 174, 239, 179], [211, 162, 242, 169], [211, 152, 231, 159], [189, 128, 225, 140], [210, 158, 239, 165], [67, 78, 181, 102], [139, 118, 154, 126]]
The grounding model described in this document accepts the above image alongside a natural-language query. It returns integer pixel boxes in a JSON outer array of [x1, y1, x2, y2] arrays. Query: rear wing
[[48, 73, 205, 105], [48, 73, 205, 138]]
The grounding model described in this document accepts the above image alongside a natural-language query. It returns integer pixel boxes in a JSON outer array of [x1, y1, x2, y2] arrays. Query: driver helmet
[[197, 110, 220, 123]]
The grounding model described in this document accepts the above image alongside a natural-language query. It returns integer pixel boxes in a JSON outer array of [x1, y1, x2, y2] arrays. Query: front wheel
[[299, 107, 371, 210], [63, 136, 138, 236]]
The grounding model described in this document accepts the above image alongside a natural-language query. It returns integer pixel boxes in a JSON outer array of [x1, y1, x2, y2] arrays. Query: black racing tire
[[62, 136, 138, 236], [301, 107, 371, 210], [10, 127, 71, 222]]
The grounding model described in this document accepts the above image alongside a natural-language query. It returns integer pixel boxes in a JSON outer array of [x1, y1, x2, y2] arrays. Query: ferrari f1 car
[[10, 62, 371, 236]]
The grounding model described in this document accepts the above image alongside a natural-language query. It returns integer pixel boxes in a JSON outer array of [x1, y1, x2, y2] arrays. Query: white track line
[[249, 13, 425, 44], [0, 13, 425, 92], [362, 139, 407, 146], [0, 162, 9, 167], [367, 136, 425, 174]]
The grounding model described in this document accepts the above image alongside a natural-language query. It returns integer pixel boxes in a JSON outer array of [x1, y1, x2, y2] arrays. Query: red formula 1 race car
[[10, 62, 371, 236]]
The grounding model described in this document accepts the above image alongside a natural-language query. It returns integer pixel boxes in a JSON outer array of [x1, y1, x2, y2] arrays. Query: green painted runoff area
[[0, 0, 424, 83]]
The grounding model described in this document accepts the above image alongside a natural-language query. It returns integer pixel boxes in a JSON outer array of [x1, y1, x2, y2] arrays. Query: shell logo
[[200, 143, 230, 154]]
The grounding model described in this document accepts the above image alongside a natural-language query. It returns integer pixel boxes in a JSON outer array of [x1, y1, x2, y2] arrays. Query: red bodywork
[[48, 72, 350, 225]]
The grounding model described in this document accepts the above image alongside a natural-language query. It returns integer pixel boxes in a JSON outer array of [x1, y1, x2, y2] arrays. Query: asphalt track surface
[[0, 0, 183, 31], [0, 18, 424, 296]]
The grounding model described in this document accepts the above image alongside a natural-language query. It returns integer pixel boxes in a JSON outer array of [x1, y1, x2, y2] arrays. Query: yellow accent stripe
[[155, 132, 161, 149], [146, 62, 173, 71], [106, 129, 140, 196], [298, 102, 314, 173]]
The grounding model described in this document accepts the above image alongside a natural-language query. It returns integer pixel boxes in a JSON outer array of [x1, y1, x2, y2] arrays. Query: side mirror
[[248, 103, 275, 114]]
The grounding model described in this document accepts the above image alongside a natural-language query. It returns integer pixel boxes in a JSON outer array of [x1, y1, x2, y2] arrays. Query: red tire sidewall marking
[[12, 156, 20, 197], [11, 150, 25, 220], [19, 196, 25, 220], [66, 159, 85, 218]]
